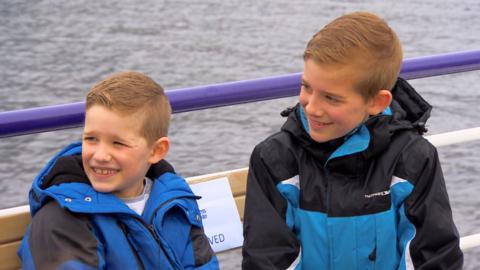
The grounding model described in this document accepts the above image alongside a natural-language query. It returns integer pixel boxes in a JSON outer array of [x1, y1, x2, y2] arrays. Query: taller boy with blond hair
[[242, 12, 463, 269], [19, 72, 219, 269]]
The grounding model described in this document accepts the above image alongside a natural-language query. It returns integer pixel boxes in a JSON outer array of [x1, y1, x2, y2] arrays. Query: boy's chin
[[90, 181, 115, 194], [309, 127, 352, 143], [309, 133, 340, 143]]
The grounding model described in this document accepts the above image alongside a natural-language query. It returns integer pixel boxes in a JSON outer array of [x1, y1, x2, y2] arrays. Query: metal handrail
[[461, 233, 480, 251], [1, 49, 480, 138], [425, 127, 480, 147]]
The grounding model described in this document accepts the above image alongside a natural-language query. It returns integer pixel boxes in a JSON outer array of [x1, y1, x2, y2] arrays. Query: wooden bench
[[0, 205, 31, 270], [0, 167, 248, 270]]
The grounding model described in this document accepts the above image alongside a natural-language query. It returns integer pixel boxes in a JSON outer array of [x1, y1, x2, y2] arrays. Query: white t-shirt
[[122, 177, 153, 215]]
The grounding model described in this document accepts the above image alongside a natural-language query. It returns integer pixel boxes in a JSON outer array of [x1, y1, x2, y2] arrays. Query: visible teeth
[[93, 168, 115, 175]]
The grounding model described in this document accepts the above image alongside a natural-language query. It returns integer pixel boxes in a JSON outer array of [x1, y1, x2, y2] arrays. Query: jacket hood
[[29, 142, 190, 216], [280, 77, 432, 161], [389, 77, 432, 133]]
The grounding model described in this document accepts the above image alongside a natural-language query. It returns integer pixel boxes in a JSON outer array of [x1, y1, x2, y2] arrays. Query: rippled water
[[1, 0, 480, 268]]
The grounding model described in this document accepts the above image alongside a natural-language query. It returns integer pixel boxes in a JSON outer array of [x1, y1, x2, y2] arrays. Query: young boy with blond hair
[[19, 72, 219, 269], [242, 12, 463, 269]]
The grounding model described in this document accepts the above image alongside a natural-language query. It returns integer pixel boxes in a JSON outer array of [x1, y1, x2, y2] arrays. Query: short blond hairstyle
[[304, 12, 403, 100], [86, 71, 171, 144]]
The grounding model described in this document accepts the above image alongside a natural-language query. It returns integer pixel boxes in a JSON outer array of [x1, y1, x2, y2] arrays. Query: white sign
[[190, 177, 244, 253]]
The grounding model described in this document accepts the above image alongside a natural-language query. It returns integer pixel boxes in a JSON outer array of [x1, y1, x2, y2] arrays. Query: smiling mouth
[[308, 118, 333, 128], [92, 167, 118, 176]]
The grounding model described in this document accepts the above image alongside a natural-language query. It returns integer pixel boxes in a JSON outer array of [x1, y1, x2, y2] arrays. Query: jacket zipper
[[118, 221, 146, 270], [138, 194, 199, 270], [130, 215, 180, 270], [116, 195, 199, 269], [325, 169, 334, 269]]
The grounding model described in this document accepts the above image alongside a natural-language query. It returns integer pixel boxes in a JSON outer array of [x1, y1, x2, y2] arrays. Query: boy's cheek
[[298, 92, 308, 106]]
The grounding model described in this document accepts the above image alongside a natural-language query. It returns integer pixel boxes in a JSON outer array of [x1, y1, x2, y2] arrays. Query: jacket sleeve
[[242, 144, 300, 270], [19, 200, 100, 270], [399, 140, 463, 269]]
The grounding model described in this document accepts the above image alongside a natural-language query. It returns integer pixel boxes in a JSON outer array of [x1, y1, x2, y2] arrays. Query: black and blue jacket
[[242, 78, 463, 270], [19, 142, 219, 270]]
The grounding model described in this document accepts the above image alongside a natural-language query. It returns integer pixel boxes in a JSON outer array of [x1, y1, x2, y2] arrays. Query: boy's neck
[[118, 178, 146, 200]]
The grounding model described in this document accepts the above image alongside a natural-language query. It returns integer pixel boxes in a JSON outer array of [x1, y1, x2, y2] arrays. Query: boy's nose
[[93, 147, 112, 162], [305, 97, 324, 117]]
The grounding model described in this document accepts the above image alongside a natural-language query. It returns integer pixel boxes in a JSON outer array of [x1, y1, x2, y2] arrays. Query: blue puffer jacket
[[19, 142, 219, 270]]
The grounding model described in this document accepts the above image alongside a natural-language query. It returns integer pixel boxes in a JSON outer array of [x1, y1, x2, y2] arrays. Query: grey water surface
[[1, 0, 480, 268]]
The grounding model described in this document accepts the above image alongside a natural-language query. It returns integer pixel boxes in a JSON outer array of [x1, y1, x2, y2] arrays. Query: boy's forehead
[[303, 60, 358, 83], [84, 106, 145, 137], [85, 105, 144, 120]]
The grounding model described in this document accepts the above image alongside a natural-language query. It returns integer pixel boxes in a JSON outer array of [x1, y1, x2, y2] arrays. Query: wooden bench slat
[[0, 240, 22, 270], [235, 195, 245, 220], [187, 168, 248, 196], [0, 209, 31, 244]]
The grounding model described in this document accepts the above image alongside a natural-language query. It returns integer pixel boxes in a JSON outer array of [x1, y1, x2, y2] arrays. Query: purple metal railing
[[1, 49, 480, 138]]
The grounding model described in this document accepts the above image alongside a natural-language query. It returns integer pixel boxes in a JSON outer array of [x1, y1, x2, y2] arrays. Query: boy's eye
[[113, 141, 127, 147], [325, 95, 340, 103], [301, 83, 311, 93], [83, 136, 97, 142]]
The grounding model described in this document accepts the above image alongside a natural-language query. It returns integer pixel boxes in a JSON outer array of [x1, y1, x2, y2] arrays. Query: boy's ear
[[148, 137, 170, 164], [367, 90, 392, 116]]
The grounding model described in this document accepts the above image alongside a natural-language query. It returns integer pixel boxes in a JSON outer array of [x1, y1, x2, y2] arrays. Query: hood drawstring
[[280, 106, 295, 117]]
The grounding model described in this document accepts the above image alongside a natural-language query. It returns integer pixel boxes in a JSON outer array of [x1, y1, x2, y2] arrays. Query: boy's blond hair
[[304, 12, 403, 100], [86, 71, 171, 144]]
